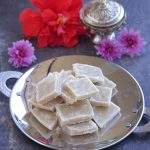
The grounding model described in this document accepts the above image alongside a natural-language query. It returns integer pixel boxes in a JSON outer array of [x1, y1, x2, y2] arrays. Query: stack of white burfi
[[25, 63, 120, 139]]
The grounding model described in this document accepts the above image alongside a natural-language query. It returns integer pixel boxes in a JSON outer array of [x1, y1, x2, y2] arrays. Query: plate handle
[[0, 71, 23, 98], [133, 107, 150, 133]]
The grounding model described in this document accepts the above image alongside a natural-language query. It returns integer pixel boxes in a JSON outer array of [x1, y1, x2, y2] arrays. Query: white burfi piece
[[25, 81, 35, 100], [64, 77, 99, 100], [62, 120, 98, 136], [112, 88, 118, 97], [73, 63, 104, 83], [36, 72, 61, 104], [56, 100, 94, 126], [29, 96, 64, 112], [31, 108, 57, 130], [63, 132, 99, 145], [25, 81, 36, 110], [61, 88, 77, 104], [60, 75, 78, 104], [24, 113, 52, 139], [90, 86, 113, 107], [102, 76, 116, 88], [59, 70, 73, 87], [93, 102, 120, 128]]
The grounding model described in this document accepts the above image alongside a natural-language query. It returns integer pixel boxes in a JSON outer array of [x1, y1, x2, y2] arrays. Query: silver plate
[[7, 56, 145, 149]]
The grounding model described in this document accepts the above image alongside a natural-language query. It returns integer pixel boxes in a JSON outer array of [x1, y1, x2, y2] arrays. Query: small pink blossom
[[95, 39, 123, 61], [8, 40, 36, 68], [118, 28, 144, 57]]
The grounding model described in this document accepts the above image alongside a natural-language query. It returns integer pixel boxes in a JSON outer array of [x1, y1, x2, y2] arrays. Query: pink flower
[[95, 39, 123, 61], [8, 40, 36, 68], [118, 28, 144, 57]]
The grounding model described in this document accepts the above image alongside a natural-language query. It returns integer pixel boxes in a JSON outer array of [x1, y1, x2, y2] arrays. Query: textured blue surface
[[0, 0, 150, 149]]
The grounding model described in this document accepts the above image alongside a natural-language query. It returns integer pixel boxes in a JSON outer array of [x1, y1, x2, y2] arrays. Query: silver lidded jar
[[80, 0, 126, 44]]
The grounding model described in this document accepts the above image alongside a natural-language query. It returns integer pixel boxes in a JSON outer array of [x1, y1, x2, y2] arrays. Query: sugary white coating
[[31, 108, 57, 130], [93, 102, 120, 128], [58, 70, 73, 87], [25, 81, 36, 110], [62, 120, 98, 136], [28, 96, 64, 112], [90, 86, 113, 107], [112, 88, 118, 97], [61, 88, 77, 104], [64, 77, 99, 100], [36, 73, 61, 104], [73, 63, 104, 83], [25, 81, 35, 101], [60, 74, 78, 104], [102, 76, 116, 88], [63, 132, 99, 145], [56, 100, 94, 126], [24, 113, 52, 139]]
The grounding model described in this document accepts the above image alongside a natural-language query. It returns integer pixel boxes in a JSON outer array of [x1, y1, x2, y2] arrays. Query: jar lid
[[80, 0, 125, 28]]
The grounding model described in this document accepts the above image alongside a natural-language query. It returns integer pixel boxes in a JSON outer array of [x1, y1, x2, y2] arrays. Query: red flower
[[19, 0, 86, 48]]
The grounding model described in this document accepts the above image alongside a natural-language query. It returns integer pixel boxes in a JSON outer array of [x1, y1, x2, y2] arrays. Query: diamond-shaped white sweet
[[93, 102, 120, 128], [63, 132, 99, 145], [59, 70, 73, 87], [25, 81, 35, 101], [102, 76, 116, 88], [61, 88, 77, 104], [31, 108, 57, 130], [24, 113, 52, 139], [90, 86, 113, 107], [56, 100, 94, 126], [64, 77, 99, 100], [62, 120, 98, 136], [36, 72, 61, 104], [73, 63, 104, 83], [28, 96, 64, 112], [112, 88, 118, 97], [25, 81, 36, 110], [60, 74, 77, 104]]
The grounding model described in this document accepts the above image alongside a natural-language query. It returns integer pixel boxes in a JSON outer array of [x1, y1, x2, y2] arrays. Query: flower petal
[[30, 0, 51, 10], [37, 26, 50, 48], [65, 36, 78, 47], [68, 0, 83, 15], [49, 35, 64, 47], [118, 28, 144, 56], [31, 0, 71, 12], [53, 0, 72, 12], [19, 8, 43, 37], [95, 39, 123, 61], [62, 27, 78, 47], [8, 40, 36, 68], [41, 9, 57, 23]]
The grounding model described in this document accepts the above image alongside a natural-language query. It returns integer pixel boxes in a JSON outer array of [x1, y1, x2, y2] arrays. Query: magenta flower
[[8, 40, 36, 68], [118, 28, 144, 57], [95, 39, 123, 61]]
